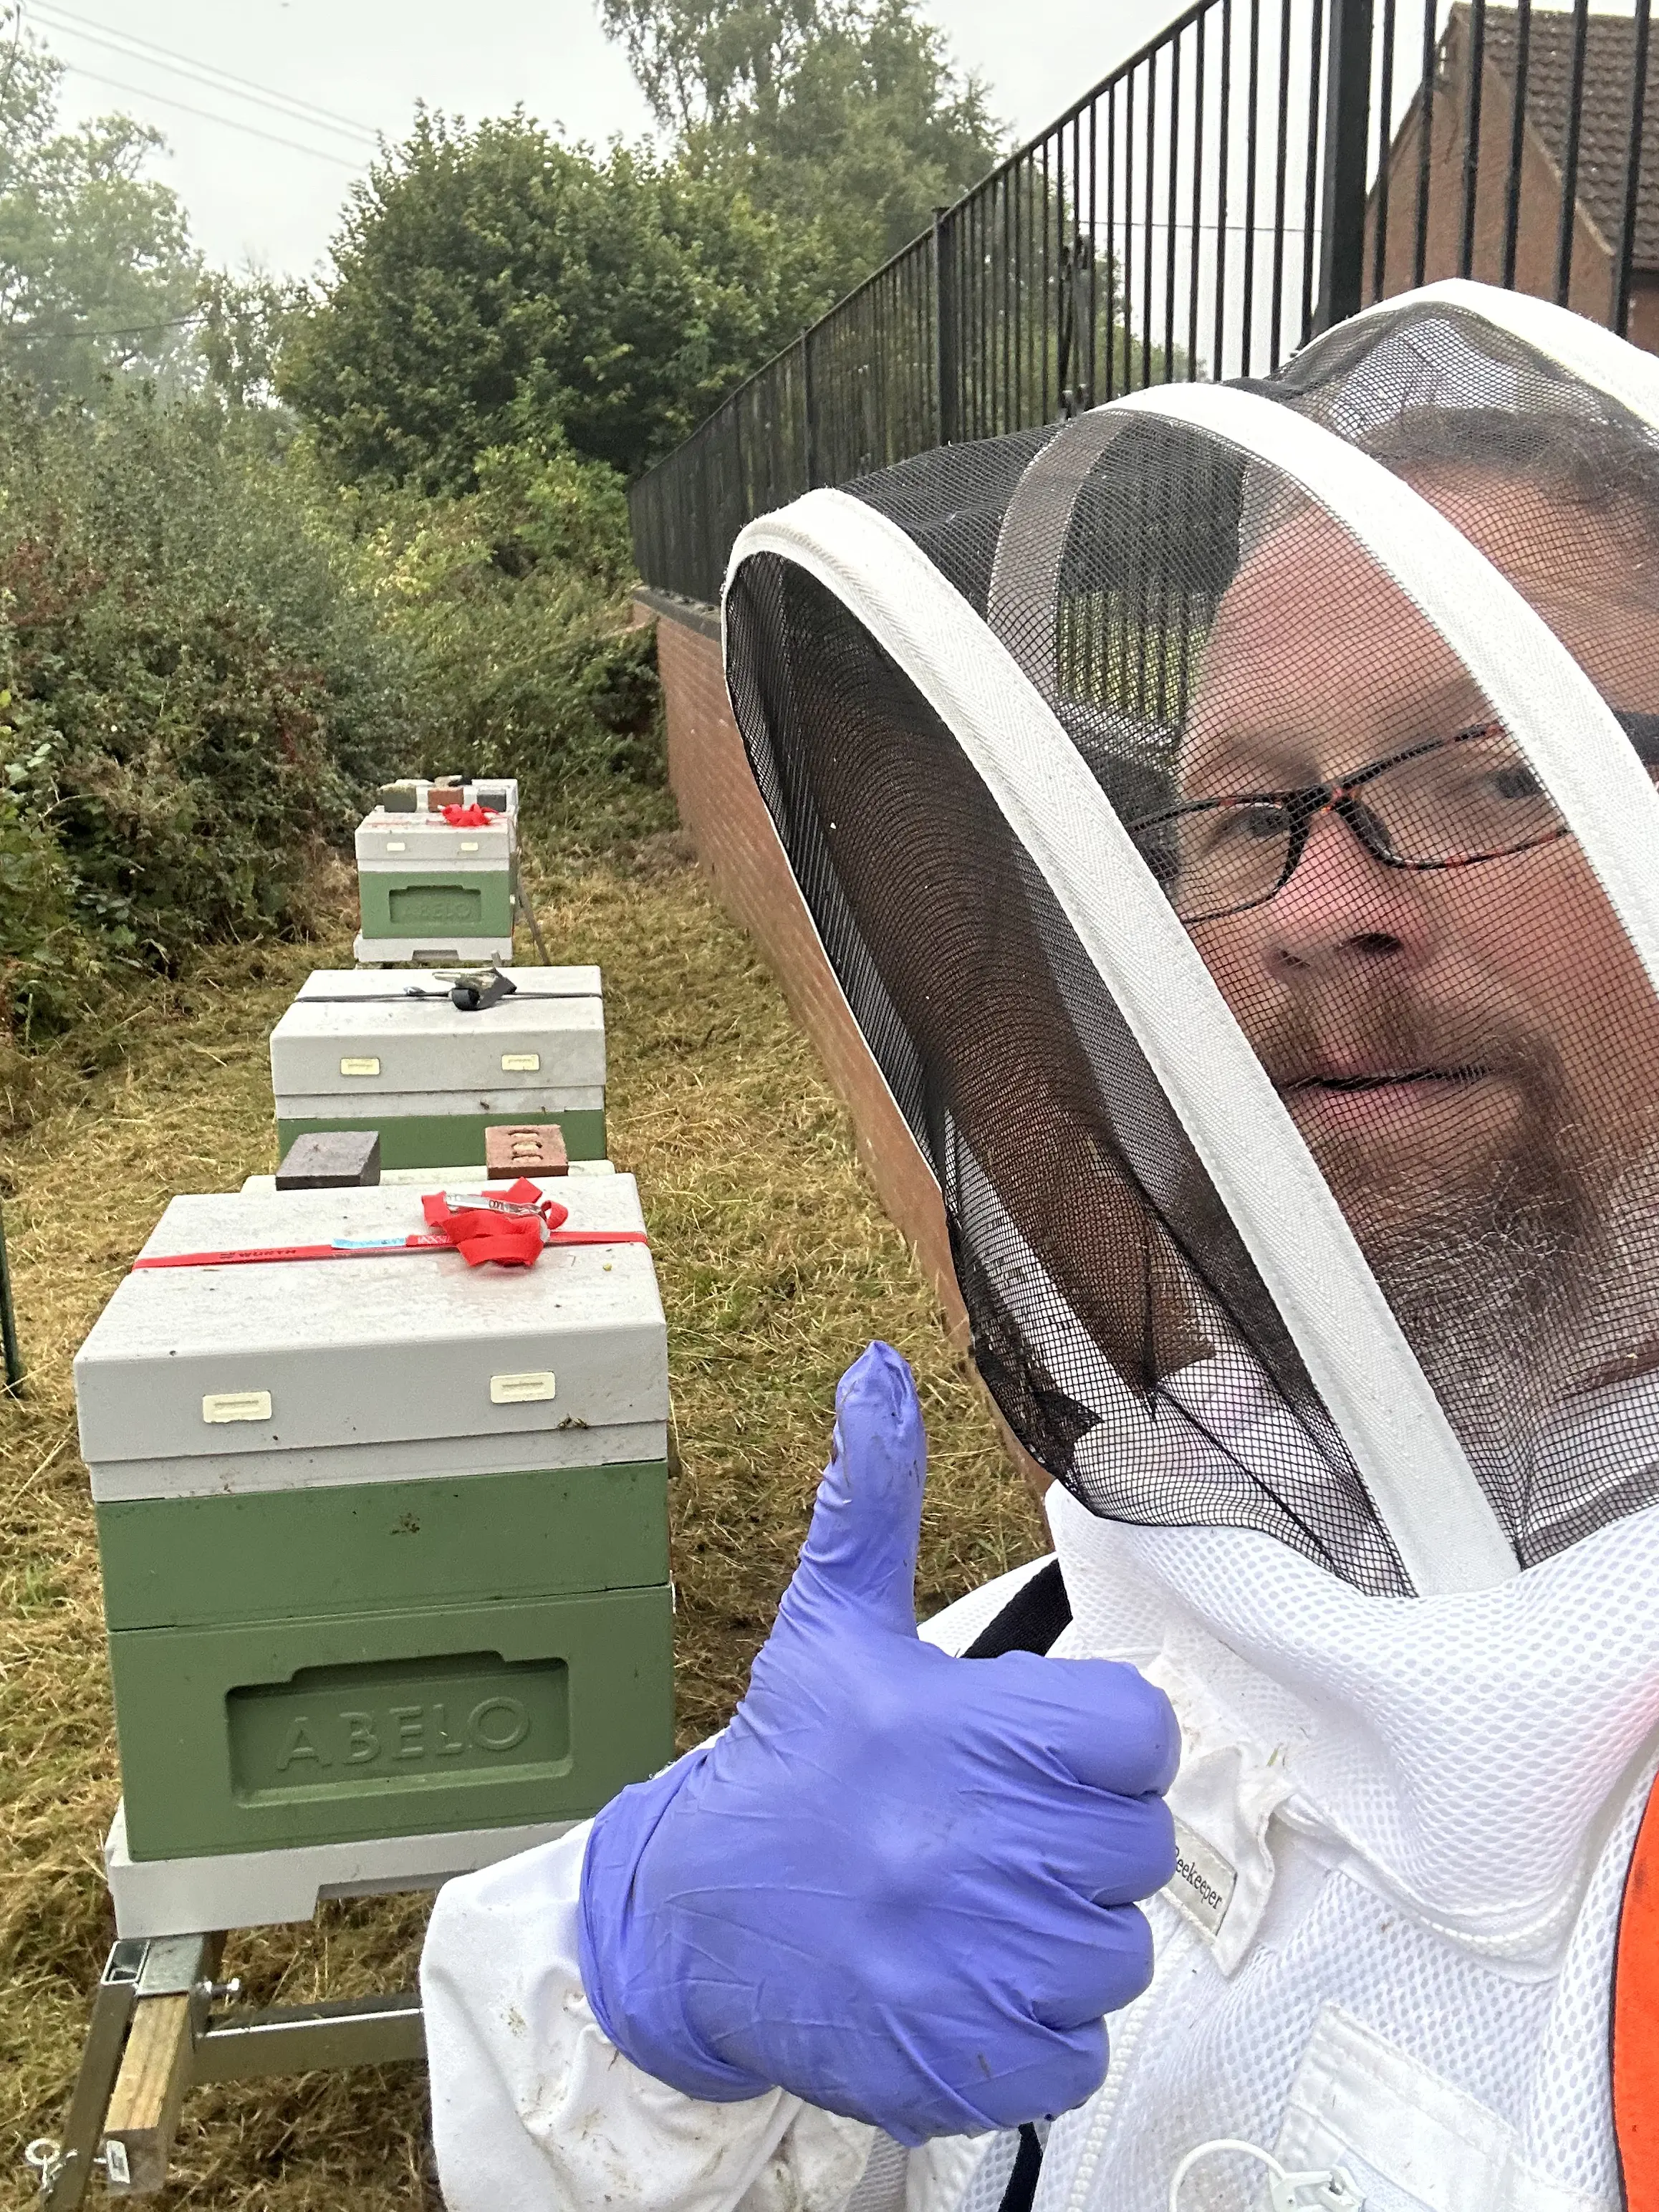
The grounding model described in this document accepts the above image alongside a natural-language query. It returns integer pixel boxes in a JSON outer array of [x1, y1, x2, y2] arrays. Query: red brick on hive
[[486, 1124, 569, 1178]]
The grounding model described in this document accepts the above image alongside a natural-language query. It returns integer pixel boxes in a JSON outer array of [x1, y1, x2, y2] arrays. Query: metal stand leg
[[102, 1937, 218, 2198], [27, 1940, 146, 2209], [514, 844, 554, 966], [0, 1199, 24, 1393]]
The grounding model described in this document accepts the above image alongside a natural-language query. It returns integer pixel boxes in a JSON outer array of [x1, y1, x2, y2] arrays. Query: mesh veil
[[724, 286, 1659, 1597]]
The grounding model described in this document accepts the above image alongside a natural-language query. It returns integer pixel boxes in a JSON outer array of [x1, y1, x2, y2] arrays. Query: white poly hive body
[[74, 1174, 665, 1502], [357, 814, 514, 870], [269, 967, 605, 1112]]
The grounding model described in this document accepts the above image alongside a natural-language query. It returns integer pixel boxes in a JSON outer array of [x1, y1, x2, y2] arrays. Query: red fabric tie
[[420, 1179, 564, 1268], [441, 802, 496, 827]]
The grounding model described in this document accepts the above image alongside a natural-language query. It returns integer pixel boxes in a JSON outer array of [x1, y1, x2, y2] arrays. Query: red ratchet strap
[[441, 802, 496, 827], [132, 1180, 650, 1274]]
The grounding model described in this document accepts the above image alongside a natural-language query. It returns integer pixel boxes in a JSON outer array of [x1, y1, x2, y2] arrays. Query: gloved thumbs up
[[578, 1343, 1178, 2145], [784, 1341, 926, 1632]]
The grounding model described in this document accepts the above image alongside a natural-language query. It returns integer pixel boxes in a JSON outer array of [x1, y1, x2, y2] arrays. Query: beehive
[[74, 1175, 671, 1870], [269, 967, 605, 1170], [354, 784, 521, 965]]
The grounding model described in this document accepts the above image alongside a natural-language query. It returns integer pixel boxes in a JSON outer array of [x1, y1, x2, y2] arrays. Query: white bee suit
[[424, 282, 1659, 2212], [424, 1454, 1659, 2212]]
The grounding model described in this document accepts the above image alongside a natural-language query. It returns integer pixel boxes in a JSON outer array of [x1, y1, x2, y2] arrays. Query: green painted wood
[[357, 870, 513, 938], [97, 1460, 670, 1631], [274, 1107, 607, 1168], [109, 1584, 674, 1859]]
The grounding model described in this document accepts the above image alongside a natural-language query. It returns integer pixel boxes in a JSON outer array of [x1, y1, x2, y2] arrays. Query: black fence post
[[1613, 0, 1653, 335], [933, 206, 958, 446], [1316, 0, 1375, 330], [802, 329, 820, 489]]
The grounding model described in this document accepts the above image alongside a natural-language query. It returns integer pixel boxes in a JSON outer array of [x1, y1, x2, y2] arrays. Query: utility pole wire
[[4, 306, 206, 340], [27, 0, 378, 143], [58, 58, 365, 168]]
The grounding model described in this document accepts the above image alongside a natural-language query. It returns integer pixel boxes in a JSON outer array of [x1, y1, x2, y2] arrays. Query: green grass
[[0, 790, 1044, 2209]]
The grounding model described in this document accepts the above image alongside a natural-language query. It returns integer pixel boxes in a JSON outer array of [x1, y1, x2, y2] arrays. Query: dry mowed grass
[[0, 804, 1044, 2210]]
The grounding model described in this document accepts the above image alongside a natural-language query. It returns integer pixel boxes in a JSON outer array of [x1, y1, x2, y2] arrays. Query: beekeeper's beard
[[1335, 1100, 1659, 1554], [1261, 984, 1659, 1547]]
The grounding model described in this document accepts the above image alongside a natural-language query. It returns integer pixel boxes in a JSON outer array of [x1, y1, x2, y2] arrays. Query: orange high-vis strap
[[1614, 1775, 1659, 2208]]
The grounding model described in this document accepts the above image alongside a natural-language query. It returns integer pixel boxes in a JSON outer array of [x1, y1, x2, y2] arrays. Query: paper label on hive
[[460, 840, 480, 852], [501, 1053, 541, 1072], [491, 1370, 556, 1404], [1167, 1814, 1237, 1939], [386, 840, 406, 852], [202, 1390, 272, 1425], [340, 1057, 381, 1077]]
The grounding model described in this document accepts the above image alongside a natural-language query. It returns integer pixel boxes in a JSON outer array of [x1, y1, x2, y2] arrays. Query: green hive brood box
[[74, 1175, 671, 1875], [355, 794, 519, 966], [269, 966, 606, 1170]]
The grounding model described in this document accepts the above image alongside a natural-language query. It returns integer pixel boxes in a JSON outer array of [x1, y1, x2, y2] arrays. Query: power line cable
[[3, 307, 206, 339], [28, 0, 378, 143], [57, 59, 365, 167]]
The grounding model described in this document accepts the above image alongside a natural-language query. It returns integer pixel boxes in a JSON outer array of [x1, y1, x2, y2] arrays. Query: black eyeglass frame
[[1130, 711, 1659, 925]]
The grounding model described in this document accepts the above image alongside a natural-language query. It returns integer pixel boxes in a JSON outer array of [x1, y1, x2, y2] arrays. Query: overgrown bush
[[340, 439, 663, 798], [278, 114, 817, 489], [0, 381, 414, 1035], [0, 381, 663, 1047]]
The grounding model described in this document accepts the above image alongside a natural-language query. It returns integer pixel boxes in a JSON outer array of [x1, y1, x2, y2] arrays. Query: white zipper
[[1057, 1915, 1202, 2212]]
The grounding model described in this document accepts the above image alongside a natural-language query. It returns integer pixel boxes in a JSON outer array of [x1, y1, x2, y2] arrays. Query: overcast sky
[[34, 0, 1175, 281]]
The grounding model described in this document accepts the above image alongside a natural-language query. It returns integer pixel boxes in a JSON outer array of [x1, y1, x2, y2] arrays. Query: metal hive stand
[[27, 1809, 573, 2203], [27, 1936, 424, 2208]]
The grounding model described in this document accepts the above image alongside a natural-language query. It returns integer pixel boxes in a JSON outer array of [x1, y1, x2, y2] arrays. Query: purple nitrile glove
[[578, 1340, 1178, 2145]]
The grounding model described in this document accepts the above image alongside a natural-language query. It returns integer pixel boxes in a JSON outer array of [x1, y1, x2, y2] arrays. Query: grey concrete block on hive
[[275, 1130, 382, 1189]]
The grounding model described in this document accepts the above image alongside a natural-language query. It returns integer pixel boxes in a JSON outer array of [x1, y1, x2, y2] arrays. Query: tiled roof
[[1451, 4, 1659, 268]]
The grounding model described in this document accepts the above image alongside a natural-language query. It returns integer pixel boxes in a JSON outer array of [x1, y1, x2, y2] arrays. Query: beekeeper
[[421, 281, 1659, 2212]]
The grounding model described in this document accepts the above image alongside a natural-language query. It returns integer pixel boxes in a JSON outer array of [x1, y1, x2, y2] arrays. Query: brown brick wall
[[651, 605, 962, 1322], [1366, 19, 1631, 337], [645, 595, 1049, 1496]]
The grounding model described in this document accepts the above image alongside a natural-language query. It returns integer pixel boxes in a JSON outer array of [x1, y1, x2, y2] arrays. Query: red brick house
[[1367, 5, 1659, 349]]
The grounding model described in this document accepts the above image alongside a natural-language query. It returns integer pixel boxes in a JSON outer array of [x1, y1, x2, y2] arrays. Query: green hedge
[[0, 387, 660, 1044]]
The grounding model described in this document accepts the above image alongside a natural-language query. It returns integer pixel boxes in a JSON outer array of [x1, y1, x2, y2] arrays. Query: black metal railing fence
[[631, 0, 1655, 605]]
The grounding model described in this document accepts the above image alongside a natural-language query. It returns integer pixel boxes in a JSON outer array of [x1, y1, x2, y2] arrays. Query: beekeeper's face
[[1181, 475, 1659, 1328]]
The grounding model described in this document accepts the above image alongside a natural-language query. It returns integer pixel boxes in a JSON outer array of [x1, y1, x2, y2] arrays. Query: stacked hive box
[[269, 967, 606, 1171], [75, 1175, 673, 1930], [355, 779, 521, 966]]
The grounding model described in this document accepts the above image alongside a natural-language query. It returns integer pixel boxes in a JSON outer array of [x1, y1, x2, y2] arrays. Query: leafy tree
[[0, 12, 203, 399], [279, 112, 822, 488], [603, 0, 1003, 290], [198, 270, 307, 410]]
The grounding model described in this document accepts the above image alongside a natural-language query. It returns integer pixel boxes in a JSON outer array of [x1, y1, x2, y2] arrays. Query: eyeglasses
[[1130, 711, 1659, 925]]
